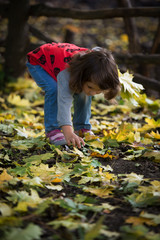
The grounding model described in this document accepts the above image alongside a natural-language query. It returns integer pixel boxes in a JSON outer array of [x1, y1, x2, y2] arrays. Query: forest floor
[[0, 76, 160, 240]]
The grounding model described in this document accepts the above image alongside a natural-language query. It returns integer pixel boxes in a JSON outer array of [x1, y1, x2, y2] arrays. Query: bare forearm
[[61, 125, 73, 137]]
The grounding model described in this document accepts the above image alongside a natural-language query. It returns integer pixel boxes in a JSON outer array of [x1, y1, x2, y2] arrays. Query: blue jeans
[[26, 62, 92, 133]]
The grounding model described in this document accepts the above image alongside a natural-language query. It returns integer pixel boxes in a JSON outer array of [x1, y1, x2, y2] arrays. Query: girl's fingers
[[76, 137, 85, 148], [69, 138, 76, 147], [72, 137, 81, 148], [67, 135, 85, 148], [80, 137, 85, 146], [75, 138, 81, 148]]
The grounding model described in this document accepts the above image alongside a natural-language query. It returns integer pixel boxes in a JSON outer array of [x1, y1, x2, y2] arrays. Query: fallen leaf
[[125, 216, 156, 226], [0, 169, 13, 184], [84, 186, 114, 198]]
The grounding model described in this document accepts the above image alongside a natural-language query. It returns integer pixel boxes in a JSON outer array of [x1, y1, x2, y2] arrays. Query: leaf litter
[[0, 73, 160, 240]]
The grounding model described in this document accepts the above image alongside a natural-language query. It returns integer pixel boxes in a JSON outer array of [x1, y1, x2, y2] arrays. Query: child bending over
[[26, 42, 120, 148]]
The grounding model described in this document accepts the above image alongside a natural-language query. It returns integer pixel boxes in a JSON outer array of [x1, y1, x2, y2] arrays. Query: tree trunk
[[4, 0, 30, 85]]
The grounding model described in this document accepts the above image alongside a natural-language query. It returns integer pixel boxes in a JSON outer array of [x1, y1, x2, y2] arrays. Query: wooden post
[[117, 0, 141, 53]]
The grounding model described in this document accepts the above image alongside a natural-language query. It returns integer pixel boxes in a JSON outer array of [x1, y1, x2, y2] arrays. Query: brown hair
[[68, 48, 120, 100]]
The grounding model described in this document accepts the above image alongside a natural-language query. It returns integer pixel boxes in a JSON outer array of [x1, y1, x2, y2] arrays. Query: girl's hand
[[65, 132, 85, 148], [61, 125, 85, 148]]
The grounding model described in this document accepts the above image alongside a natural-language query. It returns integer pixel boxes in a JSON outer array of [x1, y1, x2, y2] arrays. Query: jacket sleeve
[[57, 69, 73, 127]]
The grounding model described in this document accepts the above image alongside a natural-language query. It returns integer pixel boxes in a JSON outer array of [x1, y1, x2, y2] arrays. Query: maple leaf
[[18, 176, 43, 187], [84, 186, 114, 198], [73, 147, 85, 158], [147, 131, 160, 140], [11, 137, 46, 150], [126, 191, 160, 208], [3, 223, 42, 240], [15, 126, 45, 138], [138, 118, 160, 132], [119, 70, 144, 107], [87, 140, 104, 149], [125, 216, 156, 226], [7, 189, 42, 204], [111, 122, 136, 143], [23, 153, 54, 164]]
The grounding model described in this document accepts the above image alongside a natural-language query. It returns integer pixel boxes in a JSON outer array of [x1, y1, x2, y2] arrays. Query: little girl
[[26, 42, 120, 148]]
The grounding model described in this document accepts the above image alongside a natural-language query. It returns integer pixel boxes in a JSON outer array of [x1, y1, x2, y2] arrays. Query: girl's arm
[[62, 125, 85, 148], [57, 69, 84, 148]]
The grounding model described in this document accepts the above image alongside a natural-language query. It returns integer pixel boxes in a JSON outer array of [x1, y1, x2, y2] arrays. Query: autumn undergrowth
[[0, 74, 160, 240]]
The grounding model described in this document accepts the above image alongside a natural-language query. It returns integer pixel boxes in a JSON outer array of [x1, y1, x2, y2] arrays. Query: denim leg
[[26, 62, 59, 133], [73, 92, 92, 131]]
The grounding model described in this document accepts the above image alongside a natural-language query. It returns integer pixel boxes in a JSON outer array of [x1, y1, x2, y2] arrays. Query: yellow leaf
[[0, 113, 15, 121], [138, 180, 160, 196], [138, 118, 160, 132], [31, 99, 44, 107], [104, 172, 116, 181], [147, 131, 160, 140], [119, 70, 144, 107], [84, 187, 113, 198], [13, 189, 43, 212], [7, 77, 38, 90], [14, 201, 37, 212], [0, 170, 13, 184], [85, 134, 99, 141], [55, 148, 63, 156], [98, 105, 130, 115], [73, 147, 85, 158], [120, 34, 128, 43], [115, 123, 135, 143], [88, 140, 104, 149], [7, 94, 30, 107]]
